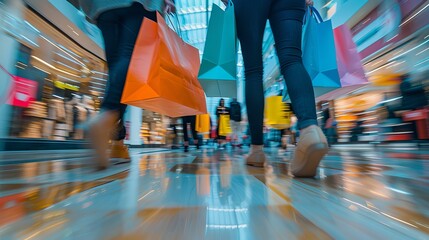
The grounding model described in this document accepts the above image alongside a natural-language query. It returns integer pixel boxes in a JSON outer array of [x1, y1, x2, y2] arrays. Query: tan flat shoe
[[246, 145, 266, 167], [291, 125, 328, 177], [88, 111, 119, 169], [110, 140, 131, 160]]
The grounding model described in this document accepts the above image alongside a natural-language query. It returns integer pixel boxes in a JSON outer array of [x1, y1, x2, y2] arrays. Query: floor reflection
[[0, 148, 428, 239]]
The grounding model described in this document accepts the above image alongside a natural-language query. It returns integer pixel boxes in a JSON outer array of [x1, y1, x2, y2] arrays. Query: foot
[[110, 140, 131, 160], [88, 111, 119, 170], [291, 125, 328, 178], [246, 145, 266, 167]]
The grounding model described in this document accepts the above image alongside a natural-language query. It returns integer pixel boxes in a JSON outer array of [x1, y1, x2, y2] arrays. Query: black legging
[[97, 3, 156, 113], [233, 0, 318, 145], [182, 116, 198, 142]]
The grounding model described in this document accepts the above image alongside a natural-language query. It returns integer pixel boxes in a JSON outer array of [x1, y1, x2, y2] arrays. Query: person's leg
[[269, 0, 328, 177], [230, 121, 237, 145], [100, 5, 155, 113], [112, 107, 127, 141], [269, 1, 317, 129], [236, 122, 243, 146], [89, 5, 156, 169], [190, 116, 199, 149], [182, 117, 190, 152], [234, 0, 271, 146], [110, 117, 131, 160], [234, 0, 272, 166]]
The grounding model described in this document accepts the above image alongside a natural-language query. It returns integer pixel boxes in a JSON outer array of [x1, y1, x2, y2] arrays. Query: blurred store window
[[0, 2, 108, 143]]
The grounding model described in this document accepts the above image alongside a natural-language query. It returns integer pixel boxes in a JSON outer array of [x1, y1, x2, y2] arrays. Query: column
[[128, 106, 143, 146]]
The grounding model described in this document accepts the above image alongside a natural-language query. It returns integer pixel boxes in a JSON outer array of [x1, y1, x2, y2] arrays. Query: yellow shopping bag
[[265, 96, 291, 130], [219, 115, 232, 136], [196, 114, 211, 133]]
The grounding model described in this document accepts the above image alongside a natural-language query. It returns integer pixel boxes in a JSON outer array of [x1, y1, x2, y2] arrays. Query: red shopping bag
[[333, 25, 368, 87], [121, 12, 207, 117]]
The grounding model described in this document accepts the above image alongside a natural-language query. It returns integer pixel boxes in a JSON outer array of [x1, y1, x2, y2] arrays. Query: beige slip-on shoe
[[88, 111, 119, 170], [291, 125, 328, 177], [246, 145, 267, 168], [110, 140, 131, 160]]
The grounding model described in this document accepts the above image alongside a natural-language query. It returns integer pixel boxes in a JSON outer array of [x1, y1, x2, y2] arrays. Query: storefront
[[324, 74, 412, 143], [140, 111, 170, 145], [0, 3, 108, 149]]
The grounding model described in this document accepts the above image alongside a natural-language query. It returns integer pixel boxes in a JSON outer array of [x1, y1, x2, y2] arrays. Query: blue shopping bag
[[198, 1, 237, 98], [283, 7, 340, 102], [303, 6, 340, 88]]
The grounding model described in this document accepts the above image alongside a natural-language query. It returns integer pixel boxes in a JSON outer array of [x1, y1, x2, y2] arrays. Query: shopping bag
[[333, 24, 368, 87], [196, 114, 211, 133], [121, 12, 207, 118], [302, 7, 341, 88], [265, 96, 291, 130], [283, 7, 341, 102], [219, 115, 232, 136], [8, 76, 38, 108], [210, 128, 217, 139], [198, 2, 237, 98]]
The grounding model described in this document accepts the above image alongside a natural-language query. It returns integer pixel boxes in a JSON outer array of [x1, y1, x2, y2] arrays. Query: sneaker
[[246, 145, 266, 167], [291, 125, 328, 177]]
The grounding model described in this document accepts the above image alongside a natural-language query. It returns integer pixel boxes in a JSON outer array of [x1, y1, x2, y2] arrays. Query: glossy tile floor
[[0, 146, 428, 240]]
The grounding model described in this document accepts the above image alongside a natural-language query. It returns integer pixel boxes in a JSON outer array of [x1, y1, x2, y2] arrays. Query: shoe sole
[[246, 162, 265, 168], [292, 143, 329, 178]]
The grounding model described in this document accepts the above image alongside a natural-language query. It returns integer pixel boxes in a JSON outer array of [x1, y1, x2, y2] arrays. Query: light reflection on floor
[[0, 147, 428, 240]]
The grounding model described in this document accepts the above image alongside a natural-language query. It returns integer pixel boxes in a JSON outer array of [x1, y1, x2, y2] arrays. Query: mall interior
[[0, 0, 428, 239]]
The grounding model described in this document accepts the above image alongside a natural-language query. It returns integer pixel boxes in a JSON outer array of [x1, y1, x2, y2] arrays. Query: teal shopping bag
[[283, 7, 340, 102], [198, 2, 237, 98]]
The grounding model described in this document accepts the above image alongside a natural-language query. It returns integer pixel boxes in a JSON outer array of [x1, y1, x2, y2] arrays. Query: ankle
[[301, 124, 318, 131], [112, 140, 124, 146], [250, 145, 264, 152]]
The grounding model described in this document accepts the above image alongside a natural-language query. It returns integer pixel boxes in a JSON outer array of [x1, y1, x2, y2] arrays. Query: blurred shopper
[[325, 115, 338, 145], [387, 74, 428, 118], [229, 98, 243, 148], [223, 0, 328, 176], [350, 120, 364, 142], [323, 106, 337, 145], [216, 98, 230, 149], [79, 0, 175, 170], [182, 116, 199, 152]]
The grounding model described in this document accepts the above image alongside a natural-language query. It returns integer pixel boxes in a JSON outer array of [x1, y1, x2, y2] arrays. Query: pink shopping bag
[[333, 25, 368, 87]]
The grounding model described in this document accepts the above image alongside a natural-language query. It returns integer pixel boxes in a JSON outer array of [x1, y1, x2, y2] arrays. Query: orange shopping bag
[[121, 12, 207, 117]]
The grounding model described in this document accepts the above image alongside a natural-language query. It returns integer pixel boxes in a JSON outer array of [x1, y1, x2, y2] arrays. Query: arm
[[164, 0, 176, 14]]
